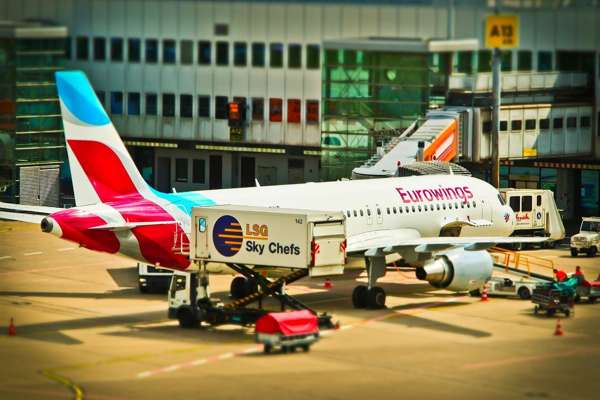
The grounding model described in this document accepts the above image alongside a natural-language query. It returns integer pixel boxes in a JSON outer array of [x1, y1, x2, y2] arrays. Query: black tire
[[138, 284, 149, 294], [264, 344, 272, 354], [281, 346, 289, 354], [469, 289, 481, 297], [367, 286, 386, 309], [574, 295, 581, 304], [518, 287, 531, 300], [352, 285, 368, 309], [230, 276, 247, 299], [177, 308, 198, 328], [302, 345, 310, 352], [245, 278, 259, 296], [571, 248, 578, 257], [589, 297, 598, 304], [546, 308, 556, 317], [564, 308, 571, 317], [587, 247, 597, 257]]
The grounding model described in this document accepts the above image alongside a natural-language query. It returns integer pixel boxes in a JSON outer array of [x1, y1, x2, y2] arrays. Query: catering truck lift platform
[[167, 205, 347, 329]]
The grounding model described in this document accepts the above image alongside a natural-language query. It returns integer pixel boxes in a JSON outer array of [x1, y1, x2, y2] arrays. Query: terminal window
[[198, 96, 210, 118], [539, 118, 550, 130], [288, 44, 301, 68], [581, 116, 591, 128], [180, 40, 193, 65], [306, 100, 319, 123], [501, 51, 512, 71], [269, 98, 282, 122], [198, 41, 211, 65], [128, 93, 140, 115], [499, 121, 508, 131], [216, 41, 229, 66], [145, 39, 158, 63], [180, 94, 193, 118], [456, 51, 472, 74], [215, 96, 228, 119], [306, 44, 320, 69], [93, 37, 105, 61], [511, 120, 522, 131], [175, 159, 188, 183], [566, 116, 577, 129], [270, 43, 283, 68], [553, 117, 563, 129], [111, 38, 123, 62], [517, 51, 532, 71], [537, 51, 553, 72], [525, 119, 536, 130], [163, 40, 176, 64], [287, 99, 301, 123], [162, 94, 175, 117], [252, 98, 264, 121], [145, 93, 157, 115], [65, 37, 71, 59], [478, 50, 491, 72], [76, 37, 89, 60], [234, 42, 247, 66], [214, 23, 228, 36], [96, 91, 105, 106], [252, 43, 265, 67], [193, 159, 206, 184], [128, 39, 141, 62], [110, 92, 123, 115]]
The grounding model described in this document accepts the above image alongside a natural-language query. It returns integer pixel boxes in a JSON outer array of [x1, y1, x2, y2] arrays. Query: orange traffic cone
[[324, 278, 332, 289], [480, 285, 489, 302], [8, 318, 16, 336], [554, 318, 564, 336]]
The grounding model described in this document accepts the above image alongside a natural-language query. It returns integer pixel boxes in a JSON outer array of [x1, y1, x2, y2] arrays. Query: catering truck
[[500, 188, 565, 248], [168, 205, 346, 328], [137, 262, 172, 293]]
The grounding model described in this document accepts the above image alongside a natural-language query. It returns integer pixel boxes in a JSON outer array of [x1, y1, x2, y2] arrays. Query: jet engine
[[415, 248, 492, 292]]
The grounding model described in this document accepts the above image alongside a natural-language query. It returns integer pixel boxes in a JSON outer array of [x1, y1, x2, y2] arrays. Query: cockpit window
[[498, 194, 506, 206]]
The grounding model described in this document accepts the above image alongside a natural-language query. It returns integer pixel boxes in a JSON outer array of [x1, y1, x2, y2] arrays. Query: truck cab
[[138, 262, 173, 293], [570, 217, 600, 257]]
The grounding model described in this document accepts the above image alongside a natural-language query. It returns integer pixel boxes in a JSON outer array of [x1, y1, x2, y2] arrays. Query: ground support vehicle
[[500, 189, 565, 249], [137, 262, 172, 293], [532, 279, 577, 317], [255, 310, 319, 353], [168, 205, 346, 330], [574, 280, 600, 304], [485, 276, 544, 299], [570, 217, 600, 257]]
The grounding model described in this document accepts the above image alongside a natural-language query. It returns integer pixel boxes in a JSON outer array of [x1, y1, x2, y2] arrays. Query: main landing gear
[[352, 251, 387, 309]]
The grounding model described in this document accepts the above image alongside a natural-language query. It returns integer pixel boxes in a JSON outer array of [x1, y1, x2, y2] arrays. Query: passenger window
[[417, 205, 422, 212], [393, 207, 397, 214], [360, 210, 364, 217], [455, 202, 459, 209], [472, 200, 477, 208], [346, 210, 351, 218], [386, 207, 390, 215], [405, 206, 409, 213], [536, 195, 542, 206], [353, 210, 357, 217], [466, 202, 470, 208], [442, 204, 446, 210], [522, 196, 532, 212], [509, 196, 520, 212], [424, 204, 428, 211], [367, 209, 371, 216], [411, 206, 415, 212]]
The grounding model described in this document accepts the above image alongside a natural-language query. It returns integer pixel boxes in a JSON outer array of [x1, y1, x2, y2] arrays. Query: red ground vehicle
[[255, 310, 319, 353]]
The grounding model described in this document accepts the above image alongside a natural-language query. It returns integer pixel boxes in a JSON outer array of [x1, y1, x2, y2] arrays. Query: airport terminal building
[[1, 0, 600, 221]]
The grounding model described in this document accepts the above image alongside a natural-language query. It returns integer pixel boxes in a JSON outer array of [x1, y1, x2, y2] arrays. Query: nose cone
[[41, 216, 62, 237]]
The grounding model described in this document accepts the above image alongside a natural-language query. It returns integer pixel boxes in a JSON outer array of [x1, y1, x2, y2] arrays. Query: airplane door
[[481, 199, 492, 222]]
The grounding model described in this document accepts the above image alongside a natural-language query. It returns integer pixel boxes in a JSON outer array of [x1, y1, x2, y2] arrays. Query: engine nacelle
[[415, 248, 492, 292]]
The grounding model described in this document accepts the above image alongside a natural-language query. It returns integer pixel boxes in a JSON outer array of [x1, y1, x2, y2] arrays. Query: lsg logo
[[245, 223, 268, 239]]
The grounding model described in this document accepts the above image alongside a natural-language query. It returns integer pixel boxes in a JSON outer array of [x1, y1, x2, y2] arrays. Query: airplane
[[1, 70, 543, 309]]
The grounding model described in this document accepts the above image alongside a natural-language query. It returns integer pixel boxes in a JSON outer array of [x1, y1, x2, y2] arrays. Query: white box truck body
[[190, 205, 346, 276]]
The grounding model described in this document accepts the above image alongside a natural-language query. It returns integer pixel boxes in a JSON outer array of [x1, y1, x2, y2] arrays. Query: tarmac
[[1, 220, 599, 400]]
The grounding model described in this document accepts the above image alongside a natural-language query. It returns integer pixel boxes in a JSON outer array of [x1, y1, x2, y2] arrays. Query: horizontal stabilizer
[[0, 202, 63, 224]]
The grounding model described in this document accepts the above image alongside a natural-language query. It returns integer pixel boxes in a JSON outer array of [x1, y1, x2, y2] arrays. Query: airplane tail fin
[[55, 71, 150, 206]]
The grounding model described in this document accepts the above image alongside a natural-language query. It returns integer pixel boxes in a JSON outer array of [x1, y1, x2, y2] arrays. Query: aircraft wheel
[[587, 247, 597, 257], [177, 308, 198, 329], [570, 248, 578, 257], [230, 276, 247, 299], [352, 285, 368, 309], [367, 287, 386, 309]]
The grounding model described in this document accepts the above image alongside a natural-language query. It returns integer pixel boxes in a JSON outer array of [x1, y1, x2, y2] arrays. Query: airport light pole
[[491, 47, 501, 188]]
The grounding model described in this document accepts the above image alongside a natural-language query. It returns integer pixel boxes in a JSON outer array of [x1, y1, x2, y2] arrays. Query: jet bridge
[[351, 109, 473, 179]]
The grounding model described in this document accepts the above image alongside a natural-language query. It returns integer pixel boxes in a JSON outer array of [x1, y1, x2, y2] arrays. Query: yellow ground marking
[[40, 369, 84, 400]]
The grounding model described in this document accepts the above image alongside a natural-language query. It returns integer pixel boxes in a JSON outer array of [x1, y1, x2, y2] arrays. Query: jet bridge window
[[537, 195, 542, 206], [522, 196, 532, 212], [509, 196, 520, 212]]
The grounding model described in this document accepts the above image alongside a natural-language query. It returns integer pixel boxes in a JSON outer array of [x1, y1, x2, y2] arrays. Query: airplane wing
[[347, 228, 546, 254], [0, 202, 63, 224]]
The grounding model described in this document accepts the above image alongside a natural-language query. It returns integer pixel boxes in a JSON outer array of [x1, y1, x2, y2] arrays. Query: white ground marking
[[57, 247, 76, 252], [23, 251, 43, 256]]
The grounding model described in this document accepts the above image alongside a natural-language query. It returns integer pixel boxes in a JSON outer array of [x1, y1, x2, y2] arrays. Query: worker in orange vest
[[553, 268, 568, 282]]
